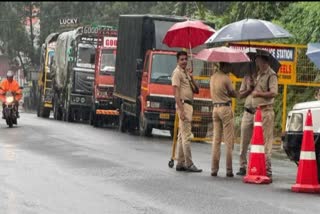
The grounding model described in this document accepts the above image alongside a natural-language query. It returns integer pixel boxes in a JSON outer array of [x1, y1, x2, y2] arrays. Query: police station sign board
[[229, 42, 297, 84], [103, 37, 117, 48]]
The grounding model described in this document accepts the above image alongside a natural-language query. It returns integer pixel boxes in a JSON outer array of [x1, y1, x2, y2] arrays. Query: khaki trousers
[[239, 111, 254, 169], [211, 106, 234, 174], [261, 108, 274, 175], [177, 103, 193, 167]]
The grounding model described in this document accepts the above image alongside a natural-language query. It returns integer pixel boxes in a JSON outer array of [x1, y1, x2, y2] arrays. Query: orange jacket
[[0, 79, 22, 102]]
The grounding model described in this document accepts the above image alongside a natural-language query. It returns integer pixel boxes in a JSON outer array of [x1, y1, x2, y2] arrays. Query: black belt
[[181, 100, 193, 106], [245, 107, 255, 114], [213, 102, 231, 107]]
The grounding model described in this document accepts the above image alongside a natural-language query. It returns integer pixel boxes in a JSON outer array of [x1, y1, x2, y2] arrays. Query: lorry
[[37, 32, 59, 118], [114, 14, 214, 137], [90, 28, 119, 127], [282, 100, 320, 181], [51, 26, 102, 122]]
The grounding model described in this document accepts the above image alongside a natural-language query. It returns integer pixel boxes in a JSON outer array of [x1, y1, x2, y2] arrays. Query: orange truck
[[114, 15, 214, 137], [90, 28, 118, 127]]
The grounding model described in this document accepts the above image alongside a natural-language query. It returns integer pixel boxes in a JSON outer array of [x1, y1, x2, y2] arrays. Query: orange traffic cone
[[291, 109, 320, 193], [243, 107, 271, 184]]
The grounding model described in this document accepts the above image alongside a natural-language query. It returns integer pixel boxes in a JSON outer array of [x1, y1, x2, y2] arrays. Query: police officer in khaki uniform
[[210, 62, 238, 177], [172, 51, 202, 173], [236, 71, 257, 176], [252, 50, 278, 179]]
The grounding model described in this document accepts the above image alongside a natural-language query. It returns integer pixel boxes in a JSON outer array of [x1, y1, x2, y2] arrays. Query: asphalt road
[[0, 113, 319, 214]]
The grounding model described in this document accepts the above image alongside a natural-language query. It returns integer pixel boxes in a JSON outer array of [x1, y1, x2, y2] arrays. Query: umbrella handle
[[189, 42, 193, 72]]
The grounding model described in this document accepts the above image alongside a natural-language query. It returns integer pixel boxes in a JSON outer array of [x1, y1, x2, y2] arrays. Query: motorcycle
[[3, 91, 18, 128]]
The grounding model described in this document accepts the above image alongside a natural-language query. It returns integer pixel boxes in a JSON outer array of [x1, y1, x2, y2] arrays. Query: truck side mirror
[[136, 58, 143, 71]]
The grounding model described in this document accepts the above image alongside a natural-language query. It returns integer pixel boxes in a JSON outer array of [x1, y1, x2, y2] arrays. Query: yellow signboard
[[228, 42, 302, 84]]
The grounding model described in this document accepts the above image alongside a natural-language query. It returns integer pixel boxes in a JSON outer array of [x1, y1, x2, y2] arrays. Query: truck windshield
[[77, 43, 96, 69], [150, 53, 210, 88], [100, 49, 116, 75], [150, 54, 176, 84]]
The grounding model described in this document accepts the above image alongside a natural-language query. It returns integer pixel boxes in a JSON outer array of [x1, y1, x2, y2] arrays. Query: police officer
[[236, 70, 257, 176], [252, 50, 278, 180], [172, 50, 202, 173], [210, 62, 238, 177]]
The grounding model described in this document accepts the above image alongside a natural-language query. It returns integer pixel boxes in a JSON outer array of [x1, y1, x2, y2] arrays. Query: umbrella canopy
[[205, 18, 292, 44], [194, 46, 250, 63], [163, 20, 215, 49], [228, 48, 281, 78], [306, 43, 320, 69]]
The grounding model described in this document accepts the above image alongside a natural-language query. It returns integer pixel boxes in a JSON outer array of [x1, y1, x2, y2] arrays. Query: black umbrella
[[228, 48, 281, 78], [205, 18, 292, 44]]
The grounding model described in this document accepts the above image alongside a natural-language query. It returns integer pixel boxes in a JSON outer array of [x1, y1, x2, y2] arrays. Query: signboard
[[103, 37, 117, 48], [229, 42, 297, 84], [59, 18, 80, 27]]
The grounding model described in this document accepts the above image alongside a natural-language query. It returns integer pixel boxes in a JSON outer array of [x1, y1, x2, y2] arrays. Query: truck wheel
[[139, 114, 152, 137], [170, 128, 177, 139], [192, 126, 207, 139], [65, 107, 74, 122], [42, 108, 50, 118], [53, 102, 62, 121], [37, 102, 41, 117], [119, 105, 128, 133]]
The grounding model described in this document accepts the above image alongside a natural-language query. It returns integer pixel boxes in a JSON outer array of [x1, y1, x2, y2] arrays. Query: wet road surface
[[0, 113, 319, 214]]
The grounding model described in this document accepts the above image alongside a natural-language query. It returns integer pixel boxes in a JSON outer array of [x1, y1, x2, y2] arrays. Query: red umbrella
[[194, 46, 250, 63], [163, 20, 215, 49]]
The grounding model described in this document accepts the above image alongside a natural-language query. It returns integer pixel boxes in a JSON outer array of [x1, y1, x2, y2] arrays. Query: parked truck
[[37, 32, 59, 118], [114, 14, 214, 137], [51, 25, 102, 122], [90, 28, 119, 127]]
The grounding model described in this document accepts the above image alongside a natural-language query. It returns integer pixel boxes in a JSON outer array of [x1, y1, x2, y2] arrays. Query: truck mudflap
[[96, 109, 119, 115]]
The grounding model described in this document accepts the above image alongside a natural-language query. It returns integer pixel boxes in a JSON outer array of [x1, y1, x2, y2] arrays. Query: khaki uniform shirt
[[252, 66, 278, 108], [171, 65, 193, 101], [239, 76, 253, 109], [210, 71, 234, 103]]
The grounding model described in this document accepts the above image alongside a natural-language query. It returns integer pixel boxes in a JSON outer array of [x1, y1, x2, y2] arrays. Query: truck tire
[[119, 104, 128, 133], [139, 114, 152, 137], [192, 126, 207, 139], [53, 102, 62, 121], [42, 107, 50, 118]]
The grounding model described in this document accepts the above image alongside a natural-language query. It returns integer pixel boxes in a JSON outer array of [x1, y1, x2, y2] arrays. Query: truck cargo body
[[114, 15, 214, 137], [52, 26, 97, 122], [37, 32, 59, 118]]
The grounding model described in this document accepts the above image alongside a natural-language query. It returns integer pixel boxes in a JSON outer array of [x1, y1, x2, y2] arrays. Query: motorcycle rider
[[0, 70, 22, 118]]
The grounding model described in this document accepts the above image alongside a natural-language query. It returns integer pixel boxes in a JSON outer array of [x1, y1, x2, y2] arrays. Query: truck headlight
[[201, 106, 210, 112], [75, 97, 80, 103], [289, 113, 303, 132], [80, 97, 86, 103]]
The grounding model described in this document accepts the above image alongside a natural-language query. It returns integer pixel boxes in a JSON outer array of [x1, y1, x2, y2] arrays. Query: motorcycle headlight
[[6, 96, 14, 103], [201, 106, 210, 112], [288, 113, 303, 132]]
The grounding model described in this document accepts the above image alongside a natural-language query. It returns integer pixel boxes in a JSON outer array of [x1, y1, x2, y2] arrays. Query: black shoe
[[211, 172, 218, 177], [176, 165, 187, 172], [236, 168, 246, 176], [17, 112, 20, 118], [226, 172, 234, 177], [186, 164, 202, 173]]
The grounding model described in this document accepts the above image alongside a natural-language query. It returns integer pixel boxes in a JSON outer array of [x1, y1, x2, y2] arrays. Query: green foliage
[[279, 2, 320, 44]]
